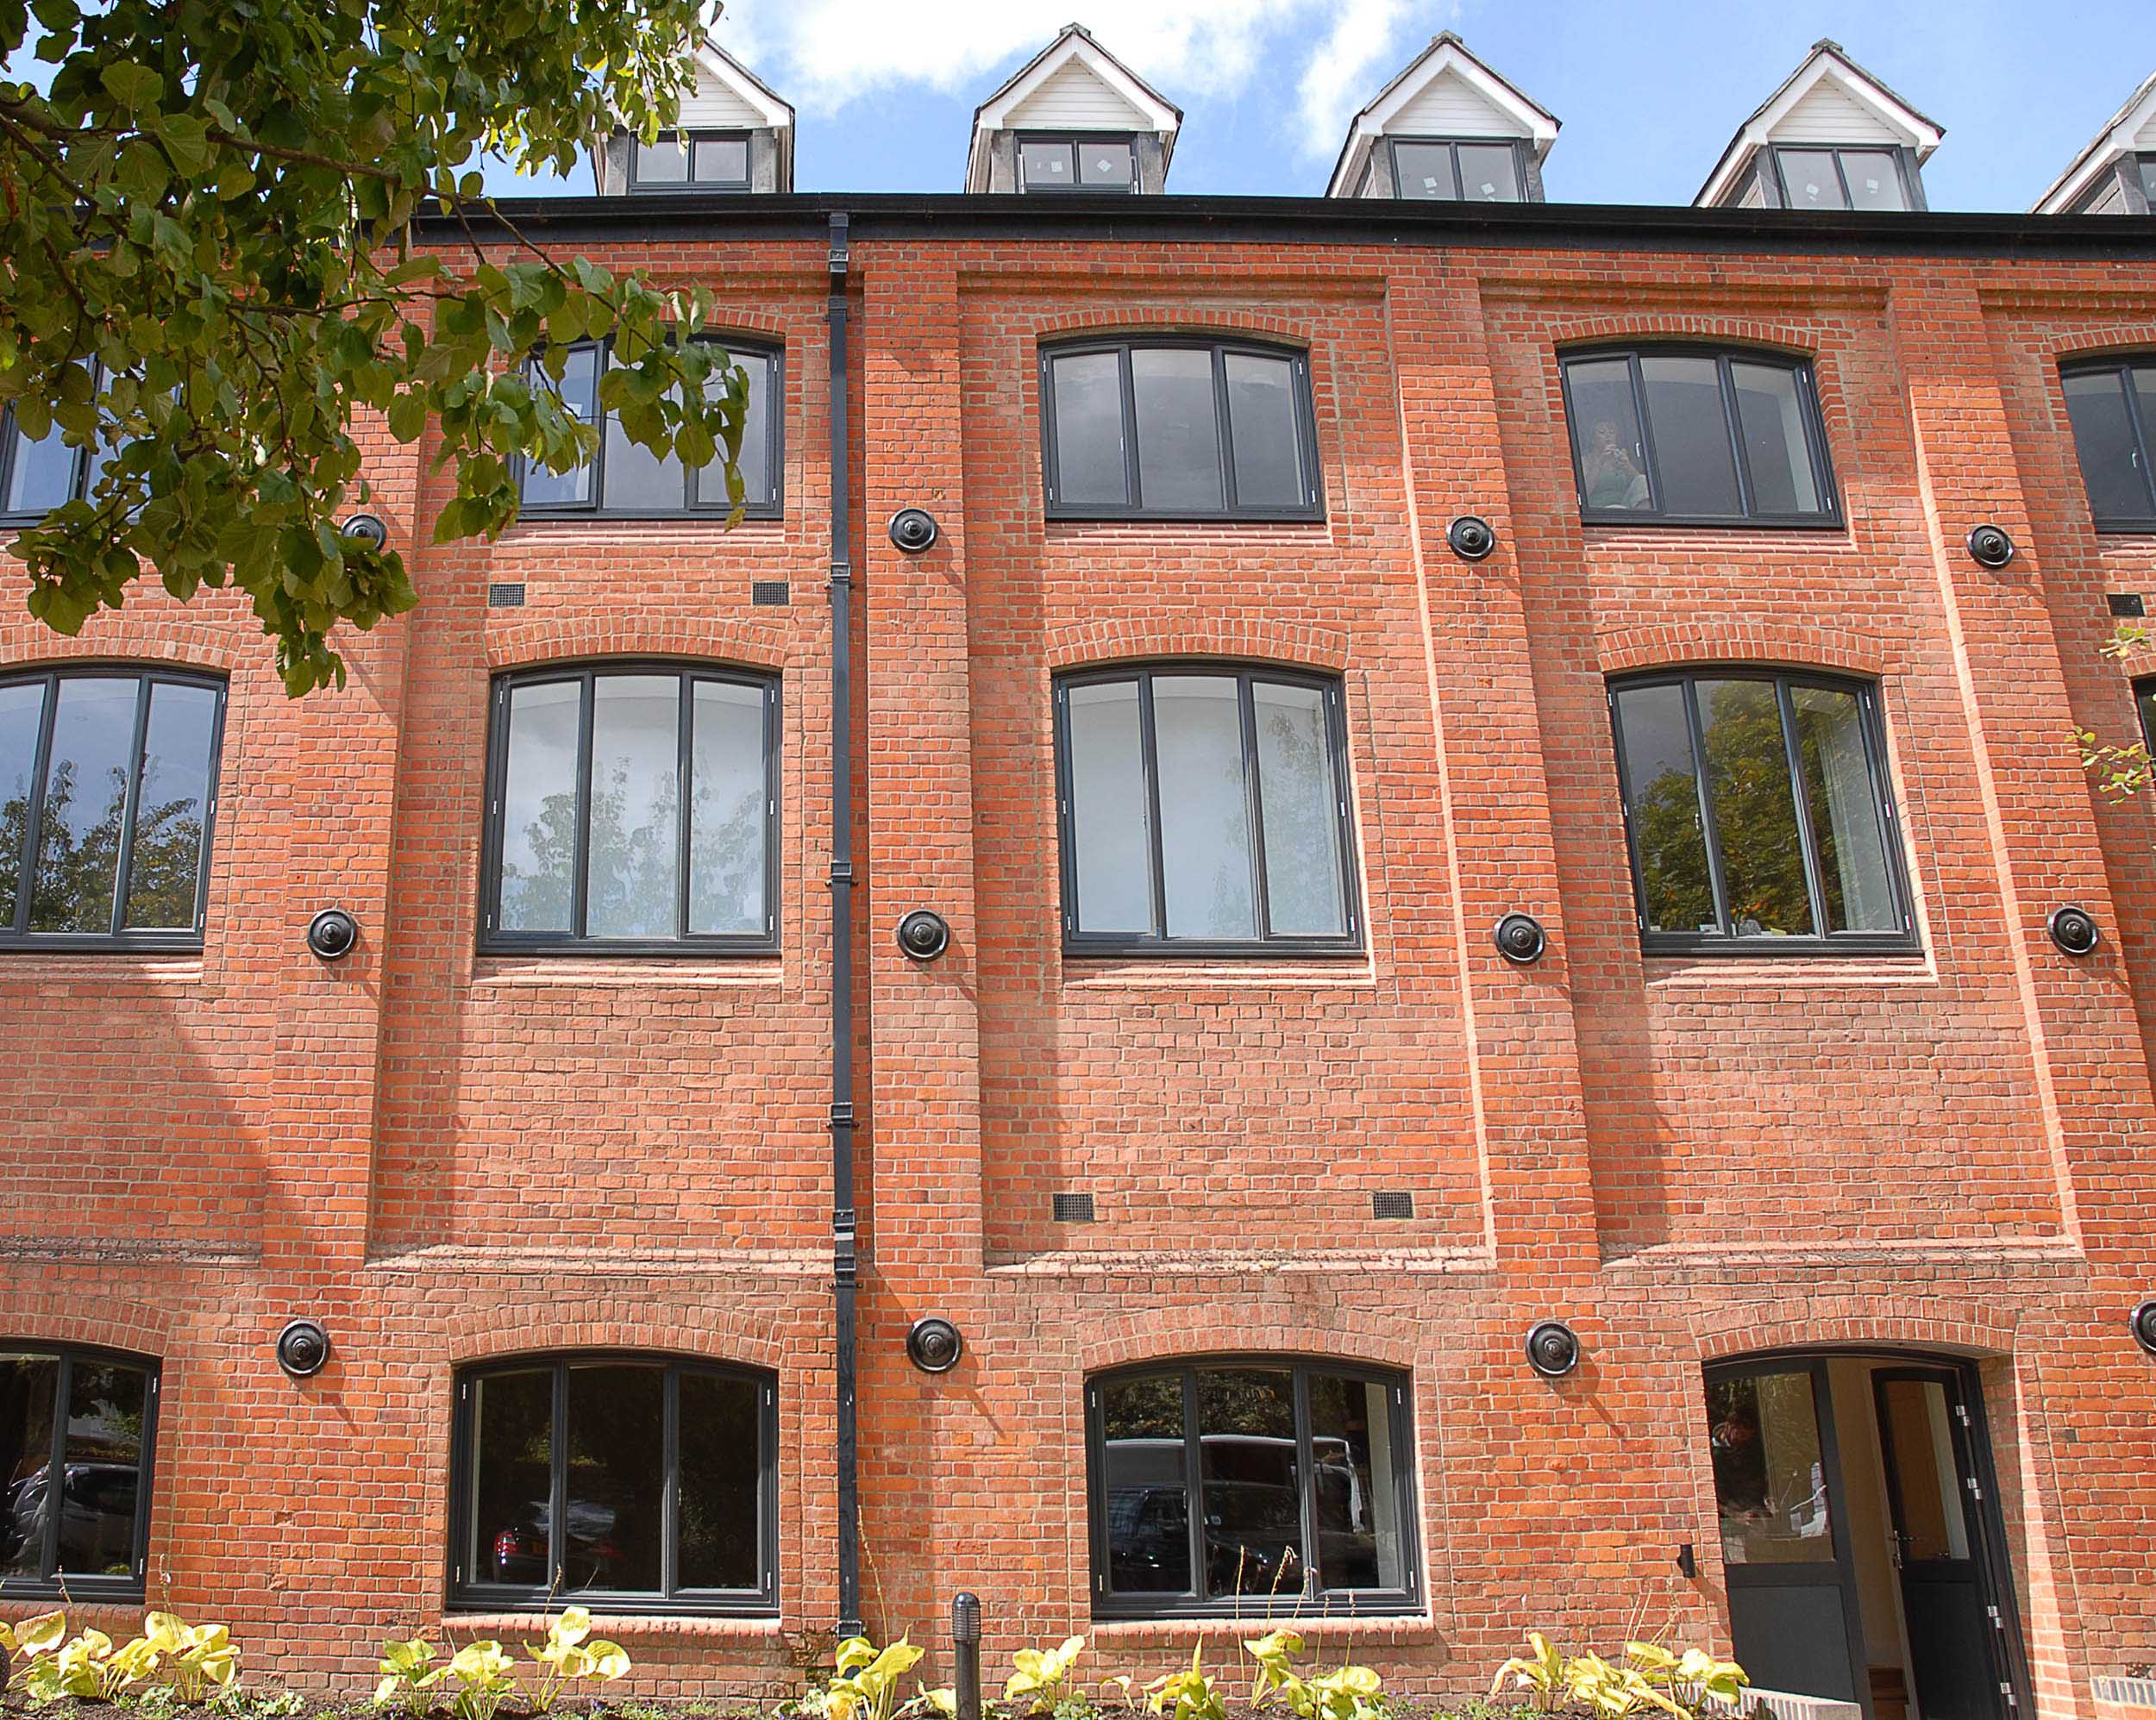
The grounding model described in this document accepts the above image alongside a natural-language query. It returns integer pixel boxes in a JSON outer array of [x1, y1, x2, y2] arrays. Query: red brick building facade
[[5, 185, 2156, 1717]]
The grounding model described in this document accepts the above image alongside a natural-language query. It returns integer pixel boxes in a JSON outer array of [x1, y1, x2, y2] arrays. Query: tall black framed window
[[449, 1354, 777, 1616], [1608, 668, 1916, 956], [1040, 338, 1322, 522], [0, 360, 123, 524], [1086, 1358, 1418, 1619], [1561, 346, 1840, 527], [0, 1345, 158, 1599], [517, 340, 781, 519], [1771, 145, 1915, 211], [1053, 665, 1359, 956], [1386, 136, 1526, 203], [2061, 358, 2156, 531], [2135, 679, 2156, 755], [480, 663, 779, 955], [629, 132, 752, 192], [0, 666, 224, 952], [1018, 134, 1138, 193]]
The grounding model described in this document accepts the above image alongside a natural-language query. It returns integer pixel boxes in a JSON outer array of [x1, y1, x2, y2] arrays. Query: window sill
[[501, 513, 784, 535], [1579, 514, 1846, 534], [1089, 1612, 1436, 1645], [1045, 512, 1327, 529], [1640, 949, 1935, 988], [442, 1613, 783, 1642], [470, 953, 785, 989], [1062, 950, 1376, 990]]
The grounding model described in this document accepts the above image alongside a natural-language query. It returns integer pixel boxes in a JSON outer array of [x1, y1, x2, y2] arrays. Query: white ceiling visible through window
[[717, 0, 1444, 159]]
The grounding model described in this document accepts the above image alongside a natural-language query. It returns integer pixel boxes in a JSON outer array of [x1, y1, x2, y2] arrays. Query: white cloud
[[714, 0, 1437, 159]]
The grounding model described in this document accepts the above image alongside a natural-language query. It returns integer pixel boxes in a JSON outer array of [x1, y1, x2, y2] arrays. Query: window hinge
[[1956, 1403, 1971, 1427], [1966, 1475, 1984, 1502], [1987, 1604, 2003, 1629], [2001, 1685, 2017, 1709]]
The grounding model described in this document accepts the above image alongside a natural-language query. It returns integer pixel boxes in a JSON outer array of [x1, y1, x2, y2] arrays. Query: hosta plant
[[373, 1636, 446, 1716], [525, 1608, 630, 1714], [1491, 1636, 1746, 1720], [27, 1625, 161, 1704], [826, 1635, 929, 1720], [1, 1611, 67, 1695], [1006, 1636, 1087, 1715], [1244, 1631, 1385, 1720], [1145, 1646, 1228, 1720], [141, 1612, 239, 1703], [1489, 1635, 1569, 1716], [443, 1641, 518, 1720]]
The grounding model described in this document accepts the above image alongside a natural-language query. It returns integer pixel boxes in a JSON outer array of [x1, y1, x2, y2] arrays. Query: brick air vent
[[1371, 1191, 1414, 1219], [752, 581, 791, 606], [486, 582, 526, 609], [1052, 1192, 1095, 1223]]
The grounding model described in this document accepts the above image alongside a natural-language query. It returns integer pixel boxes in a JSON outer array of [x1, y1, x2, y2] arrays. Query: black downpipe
[[825, 211, 862, 1640]]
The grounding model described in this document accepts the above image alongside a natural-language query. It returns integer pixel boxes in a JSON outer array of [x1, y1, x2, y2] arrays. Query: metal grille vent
[[1370, 1191, 1414, 1219], [1052, 1192, 1095, 1223], [752, 580, 791, 607], [486, 582, 526, 609]]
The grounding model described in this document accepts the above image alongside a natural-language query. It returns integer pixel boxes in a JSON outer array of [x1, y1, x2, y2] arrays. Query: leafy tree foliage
[[0, 0, 753, 694]]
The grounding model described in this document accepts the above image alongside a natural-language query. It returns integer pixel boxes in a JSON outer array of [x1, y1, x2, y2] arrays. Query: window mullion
[[1627, 353, 1664, 512], [550, 1364, 571, 1593], [1777, 678, 1833, 937], [108, 676, 154, 937], [571, 672, 596, 940], [677, 674, 694, 940], [1328, 685, 1357, 936], [1683, 679, 1735, 937], [589, 346, 610, 512], [44, 1353, 69, 1579], [1448, 144, 1466, 202], [1860, 685, 1915, 933], [1240, 674, 1273, 941], [1213, 348, 1238, 514], [1181, 1368, 1205, 1603], [1138, 673, 1169, 941], [661, 1367, 680, 1599], [1119, 347, 1142, 511], [1291, 1366, 1319, 1601], [1716, 356, 1758, 517], [15, 674, 60, 936]]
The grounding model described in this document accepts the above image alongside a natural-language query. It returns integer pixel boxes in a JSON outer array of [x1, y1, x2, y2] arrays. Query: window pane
[[1391, 141, 1457, 200], [523, 346, 599, 508], [0, 679, 46, 919], [1224, 353, 1306, 510], [55, 1360, 144, 1579], [1731, 363, 1822, 515], [0, 1354, 59, 1578], [697, 350, 774, 510], [1019, 141, 1074, 190], [1131, 348, 1225, 512], [2141, 158, 2156, 204], [1100, 1373, 1190, 1594], [1196, 1368, 1300, 1599], [1049, 352, 1128, 508], [1641, 355, 1742, 517], [1253, 680, 1344, 936], [1777, 149, 1847, 210], [689, 680, 767, 935], [563, 1363, 662, 1593], [4, 416, 79, 514], [29, 677, 135, 934], [1697, 678, 1814, 937], [636, 137, 691, 184], [2140, 682, 2156, 756], [1613, 683, 1717, 936], [691, 136, 749, 185], [585, 675, 681, 941], [677, 1372, 760, 1589], [1457, 143, 1521, 203], [2063, 371, 2150, 522], [1153, 676, 1256, 941], [1066, 680, 1152, 935], [1567, 358, 1651, 511], [602, 400, 690, 512], [122, 680, 216, 929], [1838, 150, 1906, 210], [1309, 1374, 1401, 1592], [498, 680, 581, 934], [1791, 685, 1897, 933], [1078, 141, 1136, 187], [469, 1368, 553, 1586], [1706, 1371, 1836, 1565]]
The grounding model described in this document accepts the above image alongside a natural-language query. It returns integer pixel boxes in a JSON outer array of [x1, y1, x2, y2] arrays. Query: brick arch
[[1046, 615, 1351, 673], [442, 1295, 787, 1372], [482, 614, 790, 673], [1598, 622, 1892, 679], [1544, 314, 1839, 361], [0, 1285, 179, 1357], [2046, 323, 2156, 364], [1079, 1300, 1420, 1375], [0, 613, 252, 676], [1031, 308, 1326, 352], [1688, 1296, 2021, 1366]]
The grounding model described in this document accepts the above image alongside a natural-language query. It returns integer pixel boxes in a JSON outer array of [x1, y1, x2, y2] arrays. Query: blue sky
[[498, 0, 2156, 210]]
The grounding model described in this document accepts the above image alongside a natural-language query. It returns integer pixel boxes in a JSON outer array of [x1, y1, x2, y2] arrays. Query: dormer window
[[1327, 34, 1556, 203], [1771, 145, 1912, 211], [1018, 135, 1138, 194], [1696, 41, 1939, 211], [2034, 72, 2156, 215], [631, 132, 752, 192], [1388, 137, 1526, 203]]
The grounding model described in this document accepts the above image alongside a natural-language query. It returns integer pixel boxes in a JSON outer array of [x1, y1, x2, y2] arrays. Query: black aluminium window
[[629, 132, 751, 191], [0, 1345, 158, 1599], [1018, 134, 1138, 193], [1608, 667, 1916, 956], [481, 663, 779, 955], [517, 340, 781, 519], [1040, 337, 1323, 521], [0, 362, 118, 523], [1086, 1358, 1419, 1619], [1770, 145, 1915, 211], [1054, 664, 1360, 956], [1385, 136, 1527, 203], [1561, 345, 1840, 527], [2061, 357, 2156, 531], [2140, 155, 2156, 206], [0, 666, 225, 951], [450, 1354, 777, 1616], [2136, 679, 2156, 756]]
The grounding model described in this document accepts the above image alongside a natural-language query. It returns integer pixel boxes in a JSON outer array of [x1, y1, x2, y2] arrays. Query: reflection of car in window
[[489, 1498, 624, 1588], [5, 1463, 140, 1576]]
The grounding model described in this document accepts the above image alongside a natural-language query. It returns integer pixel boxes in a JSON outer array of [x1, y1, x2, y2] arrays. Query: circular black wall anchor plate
[[1524, 1319, 1580, 1379], [1447, 515, 1497, 560], [896, 910, 951, 960], [2133, 1299, 2156, 1356], [277, 1318, 330, 1379], [342, 513, 389, 548], [2047, 904, 2099, 956], [306, 907, 359, 961], [1494, 912, 1547, 965], [1966, 523, 2016, 568], [888, 508, 940, 554], [906, 1317, 963, 1373]]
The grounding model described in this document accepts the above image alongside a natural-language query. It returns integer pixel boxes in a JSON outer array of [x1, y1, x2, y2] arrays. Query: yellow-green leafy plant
[[1145, 1647, 1227, 1720], [1624, 1642, 1745, 1712], [918, 1687, 957, 1717], [1, 1611, 67, 1692], [825, 1635, 929, 1720], [373, 1636, 445, 1716], [27, 1625, 162, 1704], [442, 1641, 517, 1720], [141, 1612, 240, 1704], [1007, 1636, 1087, 1715], [524, 1607, 630, 1714], [1489, 1634, 1568, 1715], [1244, 1631, 1384, 1720]]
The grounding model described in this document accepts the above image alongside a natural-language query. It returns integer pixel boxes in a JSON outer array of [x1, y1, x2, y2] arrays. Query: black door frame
[[1705, 1348, 2035, 1720]]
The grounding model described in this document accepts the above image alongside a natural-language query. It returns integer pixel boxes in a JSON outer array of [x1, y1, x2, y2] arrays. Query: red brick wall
[[3, 227, 2154, 1713]]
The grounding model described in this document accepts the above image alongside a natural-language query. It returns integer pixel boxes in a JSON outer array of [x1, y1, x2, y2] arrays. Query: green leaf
[[99, 60, 162, 114]]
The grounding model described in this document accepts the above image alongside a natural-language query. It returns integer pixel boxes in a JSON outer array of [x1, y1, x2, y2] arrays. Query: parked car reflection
[[488, 1498, 624, 1588], [4, 1461, 140, 1575]]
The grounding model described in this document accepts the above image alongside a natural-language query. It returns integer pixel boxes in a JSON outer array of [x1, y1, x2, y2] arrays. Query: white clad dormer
[[594, 41, 795, 196], [966, 23, 1182, 195], [1696, 40, 1941, 211], [2034, 71, 2156, 214], [1327, 33, 1557, 203]]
